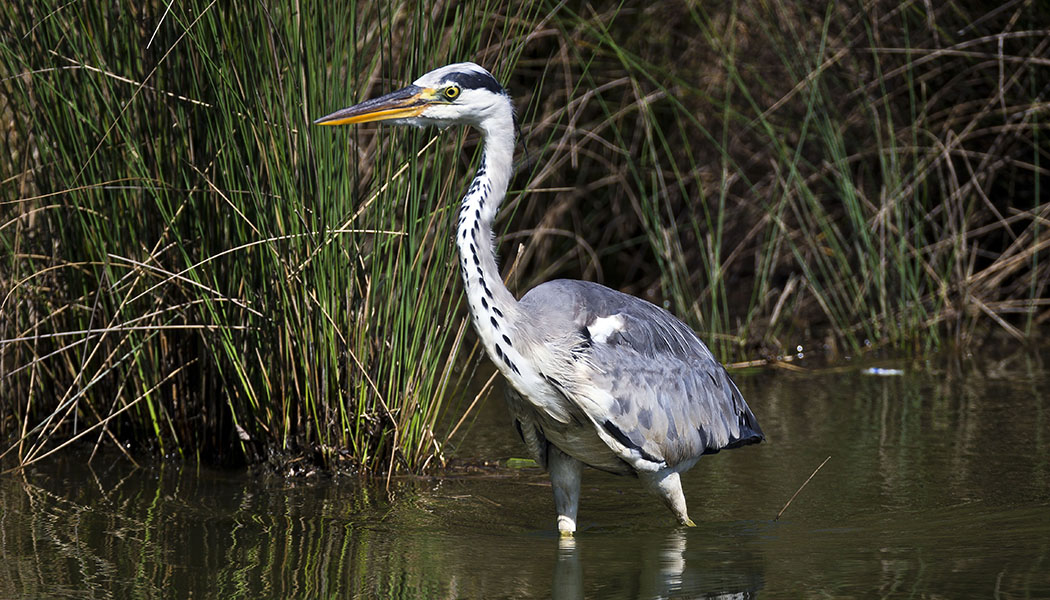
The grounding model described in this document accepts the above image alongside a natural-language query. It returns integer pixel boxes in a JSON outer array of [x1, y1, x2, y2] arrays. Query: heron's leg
[[548, 446, 583, 536], [641, 469, 696, 527]]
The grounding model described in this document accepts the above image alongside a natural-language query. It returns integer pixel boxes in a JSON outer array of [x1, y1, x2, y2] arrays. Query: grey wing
[[584, 336, 763, 469], [520, 280, 764, 472]]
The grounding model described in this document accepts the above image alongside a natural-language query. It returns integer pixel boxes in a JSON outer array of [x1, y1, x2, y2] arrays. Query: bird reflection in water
[[551, 529, 763, 599]]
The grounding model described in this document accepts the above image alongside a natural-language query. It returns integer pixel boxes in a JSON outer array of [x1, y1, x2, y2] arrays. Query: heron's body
[[316, 63, 763, 534]]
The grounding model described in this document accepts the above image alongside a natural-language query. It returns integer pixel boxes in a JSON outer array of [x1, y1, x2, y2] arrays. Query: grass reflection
[[1, 353, 1047, 597]]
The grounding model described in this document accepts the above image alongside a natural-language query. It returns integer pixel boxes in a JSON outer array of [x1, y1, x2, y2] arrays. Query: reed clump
[[508, 1, 1049, 358], [1, 1, 1047, 470]]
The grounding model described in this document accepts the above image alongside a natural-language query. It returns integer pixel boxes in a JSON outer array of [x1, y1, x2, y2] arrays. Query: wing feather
[[519, 280, 764, 471]]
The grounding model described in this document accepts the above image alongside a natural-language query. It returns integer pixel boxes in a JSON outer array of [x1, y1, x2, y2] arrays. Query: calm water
[[2, 353, 1049, 598]]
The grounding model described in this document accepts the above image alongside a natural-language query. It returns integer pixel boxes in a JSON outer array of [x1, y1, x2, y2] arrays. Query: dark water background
[[2, 351, 1048, 598]]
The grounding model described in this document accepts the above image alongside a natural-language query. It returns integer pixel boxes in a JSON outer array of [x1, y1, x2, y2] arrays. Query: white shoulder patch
[[587, 314, 625, 344]]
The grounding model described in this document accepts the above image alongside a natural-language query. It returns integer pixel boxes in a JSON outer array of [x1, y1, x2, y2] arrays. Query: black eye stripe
[[443, 71, 505, 96]]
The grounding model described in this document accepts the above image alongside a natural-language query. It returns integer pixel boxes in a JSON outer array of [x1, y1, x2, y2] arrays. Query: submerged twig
[[775, 455, 831, 521]]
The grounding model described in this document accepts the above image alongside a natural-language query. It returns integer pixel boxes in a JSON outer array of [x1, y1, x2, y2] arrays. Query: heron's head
[[315, 62, 516, 137]]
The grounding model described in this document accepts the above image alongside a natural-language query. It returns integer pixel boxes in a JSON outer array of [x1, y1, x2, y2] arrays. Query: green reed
[[0, 1, 542, 470]]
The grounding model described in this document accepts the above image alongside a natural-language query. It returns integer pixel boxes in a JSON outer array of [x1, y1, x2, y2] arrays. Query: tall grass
[[509, 1, 1049, 357], [0, 1, 544, 471], [2, 1, 1048, 470]]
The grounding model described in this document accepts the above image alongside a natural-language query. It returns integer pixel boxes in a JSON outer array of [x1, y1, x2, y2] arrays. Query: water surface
[[2, 353, 1048, 598]]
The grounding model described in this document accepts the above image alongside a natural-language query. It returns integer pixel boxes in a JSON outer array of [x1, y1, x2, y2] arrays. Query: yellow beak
[[314, 85, 439, 126]]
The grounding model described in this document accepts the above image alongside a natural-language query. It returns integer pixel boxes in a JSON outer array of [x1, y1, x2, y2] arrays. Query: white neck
[[456, 108, 525, 377]]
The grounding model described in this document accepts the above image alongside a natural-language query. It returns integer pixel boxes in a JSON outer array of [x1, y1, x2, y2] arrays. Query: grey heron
[[316, 63, 764, 535]]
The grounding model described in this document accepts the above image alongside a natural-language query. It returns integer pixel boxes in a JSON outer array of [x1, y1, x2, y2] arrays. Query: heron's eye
[[444, 86, 460, 100]]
